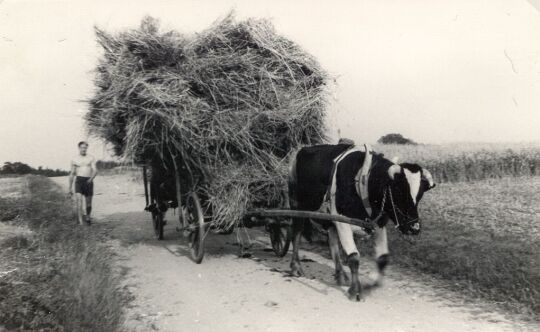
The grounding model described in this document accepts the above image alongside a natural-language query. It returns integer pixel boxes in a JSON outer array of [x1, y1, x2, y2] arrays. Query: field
[[383, 176, 540, 319], [352, 143, 540, 320], [374, 142, 540, 183]]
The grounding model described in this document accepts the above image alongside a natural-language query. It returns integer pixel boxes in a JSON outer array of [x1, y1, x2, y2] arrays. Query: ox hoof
[[347, 283, 363, 302], [348, 291, 363, 302], [290, 270, 304, 278], [239, 246, 252, 258], [290, 264, 304, 277]]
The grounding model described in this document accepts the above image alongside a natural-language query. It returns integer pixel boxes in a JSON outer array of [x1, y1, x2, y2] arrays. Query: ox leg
[[335, 222, 362, 301], [372, 225, 389, 286], [290, 218, 305, 277], [328, 226, 349, 286]]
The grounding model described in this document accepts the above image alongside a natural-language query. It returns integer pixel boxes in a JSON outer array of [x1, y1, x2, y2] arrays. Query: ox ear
[[421, 168, 436, 190], [387, 164, 402, 180]]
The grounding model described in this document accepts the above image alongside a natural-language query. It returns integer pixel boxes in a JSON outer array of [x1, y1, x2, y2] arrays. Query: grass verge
[[0, 197, 26, 222], [0, 176, 125, 331], [387, 177, 540, 321]]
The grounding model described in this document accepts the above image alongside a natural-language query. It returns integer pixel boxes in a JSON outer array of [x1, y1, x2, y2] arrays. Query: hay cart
[[88, 15, 331, 265], [141, 164, 375, 264], [141, 164, 293, 263]]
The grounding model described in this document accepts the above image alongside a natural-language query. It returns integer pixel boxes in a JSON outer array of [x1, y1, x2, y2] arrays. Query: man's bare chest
[[73, 157, 92, 167]]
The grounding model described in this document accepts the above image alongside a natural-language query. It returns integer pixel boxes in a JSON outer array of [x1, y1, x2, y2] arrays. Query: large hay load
[[86, 14, 329, 229]]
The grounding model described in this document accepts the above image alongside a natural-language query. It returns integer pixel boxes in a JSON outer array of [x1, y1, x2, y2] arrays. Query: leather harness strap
[[322, 144, 374, 219], [354, 144, 374, 217]]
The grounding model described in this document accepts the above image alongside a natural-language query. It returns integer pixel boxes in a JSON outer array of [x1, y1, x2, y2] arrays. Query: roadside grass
[[386, 176, 540, 321], [0, 197, 26, 222], [0, 175, 125, 331], [0, 234, 30, 250]]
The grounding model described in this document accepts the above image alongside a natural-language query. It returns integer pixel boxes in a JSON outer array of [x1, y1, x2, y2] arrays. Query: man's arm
[[68, 161, 76, 194], [89, 157, 98, 182]]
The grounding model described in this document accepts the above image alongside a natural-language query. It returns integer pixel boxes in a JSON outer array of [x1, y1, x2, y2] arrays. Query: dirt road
[[51, 175, 534, 332]]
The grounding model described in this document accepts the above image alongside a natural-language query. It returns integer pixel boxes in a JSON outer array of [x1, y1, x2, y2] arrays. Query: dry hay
[[86, 13, 329, 228]]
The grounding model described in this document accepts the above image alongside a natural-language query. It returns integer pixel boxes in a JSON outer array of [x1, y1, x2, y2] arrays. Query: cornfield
[[374, 142, 540, 183]]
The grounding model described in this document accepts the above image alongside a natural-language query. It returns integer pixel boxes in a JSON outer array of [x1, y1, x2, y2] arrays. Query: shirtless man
[[69, 141, 98, 225]]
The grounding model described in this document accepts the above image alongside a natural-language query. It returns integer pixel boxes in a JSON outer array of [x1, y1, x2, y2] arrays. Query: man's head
[[78, 141, 89, 155]]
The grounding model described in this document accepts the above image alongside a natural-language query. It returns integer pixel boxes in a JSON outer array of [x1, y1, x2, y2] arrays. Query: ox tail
[[288, 150, 313, 243]]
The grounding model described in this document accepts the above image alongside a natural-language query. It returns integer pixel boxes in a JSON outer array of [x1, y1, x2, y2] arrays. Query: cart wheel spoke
[[152, 211, 164, 240], [185, 192, 205, 264]]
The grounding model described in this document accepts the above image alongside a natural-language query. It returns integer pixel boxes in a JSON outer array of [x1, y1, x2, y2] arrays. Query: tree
[[377, 133, 417, 145], [1, 161, 33, 174]]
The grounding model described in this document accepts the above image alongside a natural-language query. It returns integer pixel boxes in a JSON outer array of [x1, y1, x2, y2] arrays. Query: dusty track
[[51, 175, 535, 332]]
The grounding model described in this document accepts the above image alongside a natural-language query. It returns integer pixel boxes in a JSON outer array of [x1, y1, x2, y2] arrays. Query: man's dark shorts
[[75, 176, 93, 196]]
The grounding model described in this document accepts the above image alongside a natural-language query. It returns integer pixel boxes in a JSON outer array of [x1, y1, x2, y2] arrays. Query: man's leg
[[75, 193, 84, 225], [85, 195, 93, 223], [83, 180, 93, 224], [81, 194, 87, 222]]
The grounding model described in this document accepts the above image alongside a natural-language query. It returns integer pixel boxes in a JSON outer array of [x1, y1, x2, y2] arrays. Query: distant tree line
[[0, 162, 69, 177]]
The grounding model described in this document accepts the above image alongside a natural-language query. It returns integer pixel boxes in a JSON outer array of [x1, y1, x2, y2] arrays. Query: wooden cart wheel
[[152, 211, 164, 240], [269, 221, 291, 257], [186, 192, 205, 264]]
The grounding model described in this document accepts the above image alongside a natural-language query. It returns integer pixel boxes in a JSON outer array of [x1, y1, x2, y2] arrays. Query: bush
[[377, 133, 416, 145]]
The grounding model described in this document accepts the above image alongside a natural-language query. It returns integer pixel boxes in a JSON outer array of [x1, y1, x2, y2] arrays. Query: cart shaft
[[246, 209, 374, 231]]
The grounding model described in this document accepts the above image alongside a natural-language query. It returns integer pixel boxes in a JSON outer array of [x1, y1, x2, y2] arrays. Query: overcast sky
[[1, 0, 539, 169]]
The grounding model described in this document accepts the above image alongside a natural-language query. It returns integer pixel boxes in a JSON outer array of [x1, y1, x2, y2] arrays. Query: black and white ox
[[288, 144, 435, 300]]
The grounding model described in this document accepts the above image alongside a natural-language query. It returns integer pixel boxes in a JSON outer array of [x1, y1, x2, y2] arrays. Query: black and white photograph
[[1, 0, 539, 331]]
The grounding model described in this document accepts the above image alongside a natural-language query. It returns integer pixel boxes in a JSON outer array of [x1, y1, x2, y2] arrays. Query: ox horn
[[387, 164, 401, 180], [422, 168, 435, 188], [391, 156, 399, 163]]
